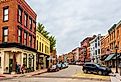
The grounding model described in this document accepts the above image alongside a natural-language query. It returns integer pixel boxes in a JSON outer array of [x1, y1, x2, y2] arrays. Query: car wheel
[[98, 71, 102, 75], [83, 69, 88, 73], [103, 72, 108, 76]]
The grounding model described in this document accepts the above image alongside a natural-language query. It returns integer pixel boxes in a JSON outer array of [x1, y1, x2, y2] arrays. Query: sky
[[26, 0, 121, 55]]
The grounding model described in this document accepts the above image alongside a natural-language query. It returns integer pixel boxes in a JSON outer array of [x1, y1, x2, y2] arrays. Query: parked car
[[64, 62, 68, 68], [62, 63, 66, 69], [48, 65, 59, 72], [57, 63, 62, 70], [82, 63, 112, 75]]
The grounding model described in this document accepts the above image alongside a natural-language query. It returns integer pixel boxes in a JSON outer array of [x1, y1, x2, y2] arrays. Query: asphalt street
[[0, 65, 110, 82]]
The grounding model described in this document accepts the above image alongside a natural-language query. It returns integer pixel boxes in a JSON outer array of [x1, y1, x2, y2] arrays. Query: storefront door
[[9, 59, 13, 73]]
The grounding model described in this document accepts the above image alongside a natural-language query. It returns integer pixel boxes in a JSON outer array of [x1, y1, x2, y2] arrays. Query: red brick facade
[[0, 0, 37, 50], [80, 36, 95, 64]]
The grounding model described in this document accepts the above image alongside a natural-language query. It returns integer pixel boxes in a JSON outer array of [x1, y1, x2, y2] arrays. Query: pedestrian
[[21, 64, 25, 74]]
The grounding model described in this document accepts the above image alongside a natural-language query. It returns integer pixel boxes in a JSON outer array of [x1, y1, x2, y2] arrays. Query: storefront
[[0, 48, 36, 74], [36, 53, 50, 70]]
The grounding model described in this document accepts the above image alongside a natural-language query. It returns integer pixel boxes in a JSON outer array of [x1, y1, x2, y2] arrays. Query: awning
[[101, 55, 108, 61], [112, 54, 120, 60], [104, 54, 115, 61]]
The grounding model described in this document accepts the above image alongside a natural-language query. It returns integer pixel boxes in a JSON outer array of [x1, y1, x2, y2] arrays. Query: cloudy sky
[[27, 0, 121, 55]]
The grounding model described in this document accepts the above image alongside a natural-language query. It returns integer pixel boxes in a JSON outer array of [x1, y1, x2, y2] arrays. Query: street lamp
[[115, 45, 118, 73]]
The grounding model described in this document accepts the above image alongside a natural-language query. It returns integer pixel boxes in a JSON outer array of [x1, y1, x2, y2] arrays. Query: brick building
[[0, 0, 37, 74], [80, 36, 95, 64], [101, 21, 121, 67]]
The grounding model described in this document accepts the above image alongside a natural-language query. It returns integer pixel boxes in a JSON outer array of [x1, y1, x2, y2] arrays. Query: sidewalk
[[110, 68, 121, 82], [0, 69, 47, 80]]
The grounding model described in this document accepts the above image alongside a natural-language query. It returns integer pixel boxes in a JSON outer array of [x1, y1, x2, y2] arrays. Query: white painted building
[[90, 34, 102, 64]]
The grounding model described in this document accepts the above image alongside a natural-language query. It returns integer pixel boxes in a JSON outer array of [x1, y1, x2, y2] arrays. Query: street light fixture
[[115, 45, 118, 73]]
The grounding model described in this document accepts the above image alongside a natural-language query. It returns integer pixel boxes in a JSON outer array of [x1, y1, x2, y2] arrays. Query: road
[[0, 65, 110, 82]]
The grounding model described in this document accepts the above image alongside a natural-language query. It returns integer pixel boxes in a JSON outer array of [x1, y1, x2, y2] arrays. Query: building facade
[[0, 0, 37, 74], [36, 31, 50, 69], [100, 21, 121, 67], [72, 47, 80, 62], [90, 34, 102, 64], [80, 36, 95, 64]]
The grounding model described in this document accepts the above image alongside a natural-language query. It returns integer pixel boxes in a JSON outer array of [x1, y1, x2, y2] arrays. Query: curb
[[34, 76, 111, 81]]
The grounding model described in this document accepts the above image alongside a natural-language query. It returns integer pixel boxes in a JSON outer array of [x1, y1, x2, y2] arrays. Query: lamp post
[[115, 45, 118, 73]]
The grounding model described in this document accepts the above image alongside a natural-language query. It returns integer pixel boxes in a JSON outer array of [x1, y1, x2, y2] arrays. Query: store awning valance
[[104, 54, 115, 61]]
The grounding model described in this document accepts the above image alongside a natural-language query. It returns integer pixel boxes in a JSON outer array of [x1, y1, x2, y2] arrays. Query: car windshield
[[95, 64, 101, 67]]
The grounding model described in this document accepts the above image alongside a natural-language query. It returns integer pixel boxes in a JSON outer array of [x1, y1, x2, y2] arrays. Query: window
[[117, 30, 119, 39], [98, 49, 100, 54], [24, 32, 27, 45], [3, 27, 8, 42], [29, 35, 32, 47], [18, 28, 22, 43], [95, 43, 97, 48], [24, 13, 28, 27], [37, 40, 38, 50], [29, 18, 32, 30], [42, 43, 44, 52], [95, 50, 97, 55], [18, 7, 22, 23], [33, 21, 36, 32], [98, 41, 100, 46], [3, 7, 9, 21], [39, 42, 41, 51]]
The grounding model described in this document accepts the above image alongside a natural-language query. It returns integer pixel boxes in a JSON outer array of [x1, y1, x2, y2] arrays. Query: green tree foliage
[[37, 23, 50, 39], [49, 36, 56, 52]]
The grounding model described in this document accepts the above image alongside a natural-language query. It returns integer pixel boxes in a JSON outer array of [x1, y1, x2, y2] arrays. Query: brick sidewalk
[[110, 68, 121, 82], [0, 69, 47, 80]]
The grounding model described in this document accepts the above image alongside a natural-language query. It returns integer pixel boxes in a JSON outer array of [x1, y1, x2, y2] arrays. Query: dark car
[[82, 63, 112, 75], [48, 65, 59, 72]]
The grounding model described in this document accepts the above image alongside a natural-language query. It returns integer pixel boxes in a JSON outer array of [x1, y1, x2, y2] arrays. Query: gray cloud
[[27, 0, 121, 54]]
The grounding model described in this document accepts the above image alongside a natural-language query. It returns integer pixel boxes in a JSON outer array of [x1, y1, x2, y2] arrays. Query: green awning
[[105, 54, 115, 61], [112, 54, 120, 60]]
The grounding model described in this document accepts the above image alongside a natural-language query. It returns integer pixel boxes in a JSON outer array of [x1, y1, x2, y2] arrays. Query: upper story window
[[33, 21, 36, 33], [18, 6, 22, 24], [18, 28, 22, 43], [37, 40, 38, 50], [3, 27, 8, 42], [29, 17, 32, 30], [3, 7, 9, 22], [39, 42, 41, 51], [29, 35, 32, 47], [24, 13, 28, 27], [24, 32, 27, 45]]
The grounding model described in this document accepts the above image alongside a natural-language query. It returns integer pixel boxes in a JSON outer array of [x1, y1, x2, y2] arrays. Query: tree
[[37, 23, 50, 39], [49, 36, 56, 52]]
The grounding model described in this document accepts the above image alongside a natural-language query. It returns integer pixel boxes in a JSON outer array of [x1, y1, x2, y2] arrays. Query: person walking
[[21, 64, 25, 74]]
